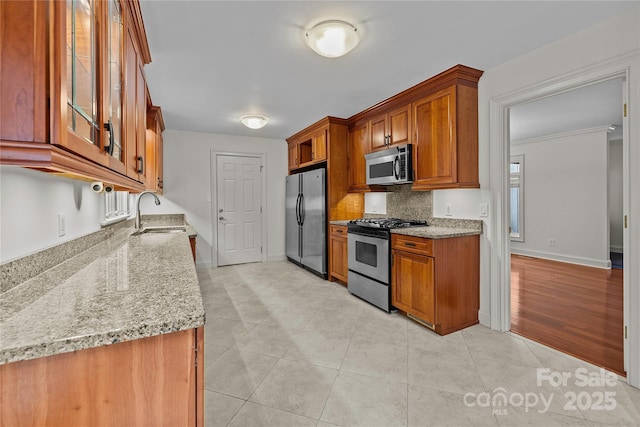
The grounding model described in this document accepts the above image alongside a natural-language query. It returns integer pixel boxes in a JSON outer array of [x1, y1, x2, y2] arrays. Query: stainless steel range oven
[[347, 218, 427, 312]]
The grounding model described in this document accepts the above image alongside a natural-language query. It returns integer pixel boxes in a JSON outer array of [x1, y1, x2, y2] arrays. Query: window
[[510, 155, 524, 242], [101, 191, 130, 226]]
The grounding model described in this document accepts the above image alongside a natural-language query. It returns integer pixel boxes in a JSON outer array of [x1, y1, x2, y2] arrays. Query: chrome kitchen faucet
[[135, 191, 161, 230]]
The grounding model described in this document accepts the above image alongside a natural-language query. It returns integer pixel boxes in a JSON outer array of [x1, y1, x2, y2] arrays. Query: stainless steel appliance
[[365, 144, 413, 185], [348, 218, 427, 311], [286, 169, 327, 277]]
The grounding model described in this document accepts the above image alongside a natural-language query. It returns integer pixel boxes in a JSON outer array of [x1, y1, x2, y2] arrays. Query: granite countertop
[[0, 227, 205, 365], [392, 226, 481, 239], [329, 220, 351, 226]]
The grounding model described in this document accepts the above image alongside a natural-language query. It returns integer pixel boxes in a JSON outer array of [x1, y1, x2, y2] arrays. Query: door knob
[[218, 208, 223, 213], [219, 216, 225, 221]]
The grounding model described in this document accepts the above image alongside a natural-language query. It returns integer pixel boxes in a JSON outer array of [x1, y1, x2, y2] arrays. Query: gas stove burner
[[348, 218, 428, 230]]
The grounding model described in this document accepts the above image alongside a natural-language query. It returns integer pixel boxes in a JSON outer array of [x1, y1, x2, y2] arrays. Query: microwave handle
[[394, 155, 400, 180]]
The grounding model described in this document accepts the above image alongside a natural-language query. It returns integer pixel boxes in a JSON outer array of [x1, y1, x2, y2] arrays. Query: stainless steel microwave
[[365, 144, 413, 185]]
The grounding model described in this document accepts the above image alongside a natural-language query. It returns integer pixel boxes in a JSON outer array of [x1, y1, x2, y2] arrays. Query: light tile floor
[[198, 261, 640, 427]]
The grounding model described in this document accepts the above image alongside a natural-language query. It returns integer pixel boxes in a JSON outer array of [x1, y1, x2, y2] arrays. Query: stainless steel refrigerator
[[285, 169, 326, 277]]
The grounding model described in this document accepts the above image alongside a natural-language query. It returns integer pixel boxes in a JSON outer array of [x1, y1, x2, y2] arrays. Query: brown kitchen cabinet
[[190, 235, 197, 261], [287, 117, 364, 221], [391, 233, 479, 335], [146, 106, 165, 193], [287, 128, 327, 172], [0, 328, 204, 427], [0, 0, 157, 192], [369, 104, 411, 152], [287, 141, 300, 171], [329, 225, 348, 284], [412, 83, 480, 190], [347, 121, 370, 192]]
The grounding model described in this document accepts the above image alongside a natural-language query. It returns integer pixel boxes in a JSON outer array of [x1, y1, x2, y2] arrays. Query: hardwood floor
[[510, 254, 625, 376]]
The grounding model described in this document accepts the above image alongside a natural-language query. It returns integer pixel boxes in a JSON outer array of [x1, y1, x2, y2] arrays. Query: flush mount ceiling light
[[305, 20, 359, 58], [240, 115, 269, 130]]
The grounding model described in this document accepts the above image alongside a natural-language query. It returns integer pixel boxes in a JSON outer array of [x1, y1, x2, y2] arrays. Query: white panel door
[[216, 155, 262, 266]]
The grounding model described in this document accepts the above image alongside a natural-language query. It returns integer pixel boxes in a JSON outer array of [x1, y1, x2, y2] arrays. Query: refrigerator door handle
[[300, 193, 305, 225], [295, 193, 301, 225]]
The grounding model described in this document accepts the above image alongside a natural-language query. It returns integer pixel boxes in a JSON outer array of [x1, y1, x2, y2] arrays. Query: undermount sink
[[132, 226, 187, 235]]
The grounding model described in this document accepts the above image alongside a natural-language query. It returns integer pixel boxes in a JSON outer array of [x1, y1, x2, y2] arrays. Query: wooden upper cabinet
[[286, 116, 364, 220], [312, 130, 327, 162], [146, 106, 165, 193], [347, 121, 370, 192], [0, 0, 155, 192], [287, 128, 327, 170], [412, 84, 479, 190], [370, 104, 411, 152], [287, 141, 299, 171]]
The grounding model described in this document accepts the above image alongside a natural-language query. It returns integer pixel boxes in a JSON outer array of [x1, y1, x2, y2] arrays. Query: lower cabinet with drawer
[[329, 225, 348, 284], [391, 233, 479, 335]]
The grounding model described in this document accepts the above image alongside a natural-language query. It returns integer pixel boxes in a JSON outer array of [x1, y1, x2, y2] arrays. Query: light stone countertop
[[329, 220, 350, 227], [0, 227, 205, 365], [391, 226, 481, 239]]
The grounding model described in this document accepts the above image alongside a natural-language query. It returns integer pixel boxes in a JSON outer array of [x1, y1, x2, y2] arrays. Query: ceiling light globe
[[240, 115, 269, 129], [306, 20, 359, 58]]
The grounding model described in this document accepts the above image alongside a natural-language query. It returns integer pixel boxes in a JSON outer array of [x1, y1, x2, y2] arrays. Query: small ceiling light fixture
[[305, 20, 359, 58], [240, 115, 269, 130]]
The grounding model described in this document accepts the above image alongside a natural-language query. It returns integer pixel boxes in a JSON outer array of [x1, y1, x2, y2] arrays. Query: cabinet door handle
[[404, 242, 416, 247], [336, 229, 343, 233], [103, 121, 115, 156], [137, 155, 144, 174]]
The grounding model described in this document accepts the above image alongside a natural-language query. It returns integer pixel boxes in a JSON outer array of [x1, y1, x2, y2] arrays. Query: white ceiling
[[139, 1, 635, 141], [510, 78, 624, 141]]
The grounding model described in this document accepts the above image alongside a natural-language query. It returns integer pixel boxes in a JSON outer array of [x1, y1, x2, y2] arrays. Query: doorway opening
[[486, 61, 640, 387], [506, 78, 626, 376], [211, 152, 266, 267]]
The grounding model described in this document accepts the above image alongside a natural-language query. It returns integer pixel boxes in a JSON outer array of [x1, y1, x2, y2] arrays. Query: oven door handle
[[347, 229, 390, 240]]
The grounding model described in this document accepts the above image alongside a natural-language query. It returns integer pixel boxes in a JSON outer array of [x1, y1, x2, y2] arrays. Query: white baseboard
[[511, 249, 611, 269], [478, 310, 492, 328], [267, 254, 287, 262], [610, 245, 624, 253]]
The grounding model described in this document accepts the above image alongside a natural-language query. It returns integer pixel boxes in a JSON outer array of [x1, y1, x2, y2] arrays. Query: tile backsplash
[[369, 184, 482, 231]]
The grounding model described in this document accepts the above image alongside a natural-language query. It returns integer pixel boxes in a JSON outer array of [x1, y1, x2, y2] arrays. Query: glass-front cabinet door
[[105, 0, 125, 173], [66, 0, 98, 145], [56, 0, 126, 172]]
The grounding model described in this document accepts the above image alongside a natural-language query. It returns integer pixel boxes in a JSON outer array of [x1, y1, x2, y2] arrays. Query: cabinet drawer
[[330, 225, 348, 238], [391, 234, 433, 256]]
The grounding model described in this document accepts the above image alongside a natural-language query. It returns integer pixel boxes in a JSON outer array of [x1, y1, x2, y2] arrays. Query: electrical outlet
[[479, 203, 488, 217], [548, 239, 555, 247], [445, 204, 452, 216], [58, 213, 66, 237]]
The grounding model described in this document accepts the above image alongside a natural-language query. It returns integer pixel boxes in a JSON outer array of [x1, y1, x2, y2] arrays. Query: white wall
[[510, 128, 609, 268], [156, 129, 288, 268], [0, 166, 103, 263], [609, 139, 624, 252]]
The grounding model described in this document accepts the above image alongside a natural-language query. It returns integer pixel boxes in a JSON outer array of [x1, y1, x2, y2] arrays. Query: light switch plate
[[479, 203, 488, 217]]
